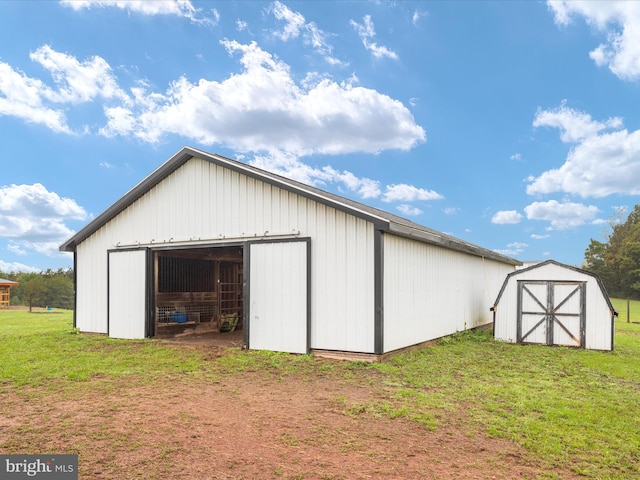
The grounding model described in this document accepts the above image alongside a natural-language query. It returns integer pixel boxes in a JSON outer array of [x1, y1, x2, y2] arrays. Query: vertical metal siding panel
[[191, 160, 202, 238], [186, 162, 195, 235], [245, 176, 256, 232], [259, 180, 270, 232], [585, 281, 612, 350], [383, 234, 514, 352], [75, 237, 108, 333], [309, 202, 329, 349], [237, 172, 247, 233], [198, 161, 209, 237], [271, 184, 282, 229], [213, 164, 223, 232], [494, 280, 518, 343], [346, 215, 361, 346], [305, 202, 374, 353], [338, 213, 355, 345], [230, 171, 240, 234]]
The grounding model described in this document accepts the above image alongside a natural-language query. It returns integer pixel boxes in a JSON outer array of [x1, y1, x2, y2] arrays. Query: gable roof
[[492, 259, 616, 312], [0, 278, 18, 286], [60, 146, 520, 265]]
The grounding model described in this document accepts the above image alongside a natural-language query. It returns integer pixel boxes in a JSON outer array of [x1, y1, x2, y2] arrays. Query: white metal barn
[[492, 260, 616, 351], [60, 146, 520, 359]]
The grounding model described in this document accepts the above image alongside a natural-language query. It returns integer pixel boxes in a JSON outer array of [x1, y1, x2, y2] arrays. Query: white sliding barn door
[[108, 249, 148, 339], [248, 240, 309, 354]]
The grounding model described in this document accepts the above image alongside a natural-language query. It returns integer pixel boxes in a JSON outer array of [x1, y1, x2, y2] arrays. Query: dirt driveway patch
[[0, 344, 579, 479]]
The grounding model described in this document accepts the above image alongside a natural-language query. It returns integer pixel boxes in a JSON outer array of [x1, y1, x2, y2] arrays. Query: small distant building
[[0, 278, 18, 309], [492, 260, 616, 351]]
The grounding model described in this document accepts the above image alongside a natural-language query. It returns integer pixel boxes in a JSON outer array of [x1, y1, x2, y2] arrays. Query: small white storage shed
[[492, 260, 616, 351], [60, 146, 520, 359]]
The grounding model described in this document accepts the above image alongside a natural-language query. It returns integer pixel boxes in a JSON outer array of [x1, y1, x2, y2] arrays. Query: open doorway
[[153, 245, 244, 339]]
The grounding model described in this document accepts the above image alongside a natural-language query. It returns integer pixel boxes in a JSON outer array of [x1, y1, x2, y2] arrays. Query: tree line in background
[[1, 268, 74, 311], [584, 204, 640, 300]]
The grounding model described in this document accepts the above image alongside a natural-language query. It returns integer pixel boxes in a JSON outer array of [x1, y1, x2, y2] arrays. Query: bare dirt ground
[[0, 340, 579, 480]]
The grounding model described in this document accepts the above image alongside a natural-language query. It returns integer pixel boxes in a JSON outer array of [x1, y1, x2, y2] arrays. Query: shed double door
[[517, 280, 586, 347]]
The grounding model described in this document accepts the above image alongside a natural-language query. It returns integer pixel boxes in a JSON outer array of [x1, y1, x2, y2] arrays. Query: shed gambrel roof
[[492, 259, 616, 312], [60, 146, 520, 266]]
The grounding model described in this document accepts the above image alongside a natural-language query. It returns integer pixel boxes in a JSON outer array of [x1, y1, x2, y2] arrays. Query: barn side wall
[[493, 263, 613, 350], [74, 157, 376, 353], [382, 233, 515, 353]]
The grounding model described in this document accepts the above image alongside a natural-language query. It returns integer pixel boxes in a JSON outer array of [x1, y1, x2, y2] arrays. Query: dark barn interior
[[154, 246, 244, 338]]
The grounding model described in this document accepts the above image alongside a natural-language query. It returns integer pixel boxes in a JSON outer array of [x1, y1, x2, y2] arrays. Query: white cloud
[[102, 39, 425, 155], [524, 200, 600, 230], [491, 210, 523, 225], [0, 62, 72, 133], [510, 153, 522, 161], [412, 10, 427, 26], [0, 42, 429, 209], [0, 183, 87, 257], [528, 103, 640, 198], [0, 183, 86, 220], [7, 243, 26, 255], [531, 233, 550, 239], [331, 169, 381, 199], [269, 1, 306, 41], [547, 1, 640, 81], [382, 184, 443, 202], [236, 19, 249, 31], [60, 0, 216, 26], [397, 204, 423, 216], [350, 16, 398, 60], [268, 1, 340, 64], [248, 152, 441, 206], [0, 259, 39, 274], [527, 127, 640, 197], [494, 241, 528, 257], [30, 45, 130, 105], [248, 151, 381, 199], [533, 101, 622, 143], [0, 45, 129, 134], [443, 207, 459, 215], [3, 41, 424, 158]]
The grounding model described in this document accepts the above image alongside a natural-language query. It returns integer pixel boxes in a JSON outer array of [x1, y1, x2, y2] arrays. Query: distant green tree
[[17, 273, 47, 312], [584, 205, 640, 298], [44, 274, 74, 309]]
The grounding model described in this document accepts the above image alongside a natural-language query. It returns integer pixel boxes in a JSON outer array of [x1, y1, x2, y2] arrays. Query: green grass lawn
[[1, 306, 639, 478], [0, 309, 204, 386], [611, 297, 640, 324]]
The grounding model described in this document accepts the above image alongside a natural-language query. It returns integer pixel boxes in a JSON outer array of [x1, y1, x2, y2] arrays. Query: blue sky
[[1, 1, 639, 272]]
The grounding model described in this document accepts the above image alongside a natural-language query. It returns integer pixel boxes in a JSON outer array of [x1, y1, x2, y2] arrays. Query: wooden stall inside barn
[[154, 246, 243, 337]]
